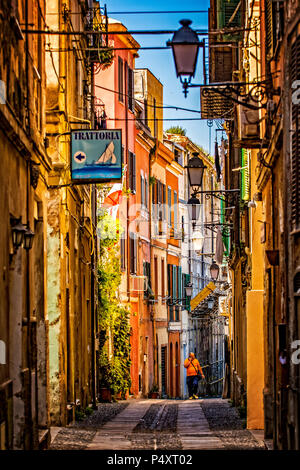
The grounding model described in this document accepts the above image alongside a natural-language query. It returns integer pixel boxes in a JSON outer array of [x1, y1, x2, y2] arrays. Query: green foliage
[[149, 175, 156, 186], [98, 47, 114, 69], [75, 409, 87, 421], [98, 210, 131, 398], [165, 126, 186, 136]]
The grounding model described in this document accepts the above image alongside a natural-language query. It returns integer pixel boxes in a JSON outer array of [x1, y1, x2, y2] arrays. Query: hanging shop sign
[[71, 129, 122, 183]]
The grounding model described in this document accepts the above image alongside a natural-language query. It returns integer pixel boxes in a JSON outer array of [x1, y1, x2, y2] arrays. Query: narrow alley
[[50, 399, 267, 451]]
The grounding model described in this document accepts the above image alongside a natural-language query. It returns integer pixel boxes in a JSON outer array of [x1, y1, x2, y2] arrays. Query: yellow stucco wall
[[246, 289, 264, 429]]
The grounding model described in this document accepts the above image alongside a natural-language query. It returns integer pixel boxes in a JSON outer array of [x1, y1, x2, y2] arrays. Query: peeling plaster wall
[[47, 205, 61, 424]]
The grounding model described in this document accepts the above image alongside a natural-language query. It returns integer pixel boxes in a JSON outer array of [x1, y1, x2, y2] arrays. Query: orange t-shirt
[[184, 358, 204, 377]]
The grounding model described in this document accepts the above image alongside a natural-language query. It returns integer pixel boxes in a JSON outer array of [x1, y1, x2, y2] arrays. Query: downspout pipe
[[271, 168, 277, 449]]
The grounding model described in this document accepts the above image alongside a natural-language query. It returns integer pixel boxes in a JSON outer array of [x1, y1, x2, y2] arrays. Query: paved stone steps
[[176, 400, 224, 450]]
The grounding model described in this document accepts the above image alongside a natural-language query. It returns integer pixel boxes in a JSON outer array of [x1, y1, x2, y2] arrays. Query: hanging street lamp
[[23, 225, 35, 250], [167, 20, 202, 95], [191, 230, 205, 251], [186, 153, 207, 191], [187, 195, 201, 229], [168, 19, 273, 105], [186, 151, 239, 203], [210, 261, 220, 281], [207, 298, 214, 309]]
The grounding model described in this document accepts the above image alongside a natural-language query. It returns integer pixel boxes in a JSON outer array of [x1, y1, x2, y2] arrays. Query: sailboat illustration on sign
[[95, 141, 117, 165]]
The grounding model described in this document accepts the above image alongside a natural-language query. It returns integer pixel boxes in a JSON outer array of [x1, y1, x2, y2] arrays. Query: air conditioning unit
[[238, 103, 260, 139]]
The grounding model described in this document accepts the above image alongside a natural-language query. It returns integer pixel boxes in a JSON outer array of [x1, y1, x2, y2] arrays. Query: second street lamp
[[186, 153, 207, 191], [187, 195, 201, 229]]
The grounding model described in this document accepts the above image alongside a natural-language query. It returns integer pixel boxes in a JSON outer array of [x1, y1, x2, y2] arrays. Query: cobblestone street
[[50, 398, 267, 451]]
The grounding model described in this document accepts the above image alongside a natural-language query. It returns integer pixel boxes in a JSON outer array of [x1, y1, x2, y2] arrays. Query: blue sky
[[104, 0, 218, 153]]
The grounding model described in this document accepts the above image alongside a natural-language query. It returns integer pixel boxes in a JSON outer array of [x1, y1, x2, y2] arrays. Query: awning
[[190, 281, 216, 311]]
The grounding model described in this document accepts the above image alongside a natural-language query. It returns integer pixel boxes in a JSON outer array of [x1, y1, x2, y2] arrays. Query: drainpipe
[[25, 0, 34, 448], [271, 168, 277, 449], [90, 51, 97, 409]]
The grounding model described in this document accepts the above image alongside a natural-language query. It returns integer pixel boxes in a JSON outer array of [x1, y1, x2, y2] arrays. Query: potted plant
[[148, 384, 159, 399]]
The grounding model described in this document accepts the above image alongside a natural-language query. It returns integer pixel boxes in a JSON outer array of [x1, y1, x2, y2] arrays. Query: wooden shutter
[[172, 266, 177, 300], [118, 57, 124, 102], [290, 37, 300, 229], [241, 148, 250, 201], [265, 0, 274, 59], [224, 0, 241, 27], [162, 183, 166, 220], [174, 191, 178, 230], [178, 266, 182, 299], [168, 187, 172, 226], [130, 235, 137, 274], [128, 67, 134, 111], [167, 264, 172, 297], [129, 152, 136, 193]]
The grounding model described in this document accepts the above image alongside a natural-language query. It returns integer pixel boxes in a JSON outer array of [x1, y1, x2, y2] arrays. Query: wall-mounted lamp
[[23, 225, 35, 250], [10, 217, 26, 250]]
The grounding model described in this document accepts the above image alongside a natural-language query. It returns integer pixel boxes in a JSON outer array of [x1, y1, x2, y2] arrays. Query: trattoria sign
[[71, 129, 122, 183]]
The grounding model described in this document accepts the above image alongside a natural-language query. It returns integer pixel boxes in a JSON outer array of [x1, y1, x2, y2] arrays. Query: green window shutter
[[217, 0, 241, 29], [184, 274, 191, 311], [241, 148, 250, 201]]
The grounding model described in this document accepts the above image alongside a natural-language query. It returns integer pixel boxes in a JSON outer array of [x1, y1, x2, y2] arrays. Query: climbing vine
[[97, 209, 131, 398]]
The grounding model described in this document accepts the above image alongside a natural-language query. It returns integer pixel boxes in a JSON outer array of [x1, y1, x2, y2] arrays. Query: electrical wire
[[94, 83, 200, 113]]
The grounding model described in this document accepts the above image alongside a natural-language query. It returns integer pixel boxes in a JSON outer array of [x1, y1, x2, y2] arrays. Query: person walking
[[184, 352, 205, 399]]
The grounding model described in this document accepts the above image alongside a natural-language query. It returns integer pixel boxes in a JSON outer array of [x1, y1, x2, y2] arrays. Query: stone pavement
[[87, 399, 150, 450], [50, 398, 266, 451], [87, 399, 223, 450], [177, 400, 223, 449]]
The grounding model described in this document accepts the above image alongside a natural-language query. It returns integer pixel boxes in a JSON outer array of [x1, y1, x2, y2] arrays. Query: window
[[118, 57, 124, 102], [154, 257, 158, 298], [181, 216, 185, 241], [143, 261, 151, 298], [128, 67, 134, 112], [145, 177, 149, 209], [141, 173, 145, 207], [129, 234, 137, 274], [161, 258, 165, 299], [152, 178, 157, 219], [129, 151, 136, 193]]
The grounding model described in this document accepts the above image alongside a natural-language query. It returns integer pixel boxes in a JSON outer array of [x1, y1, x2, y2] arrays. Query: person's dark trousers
[[187, 376, 198, 397]]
